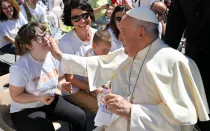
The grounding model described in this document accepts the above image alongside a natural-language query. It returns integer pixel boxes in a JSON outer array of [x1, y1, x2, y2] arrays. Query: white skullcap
[[126, 7, 159, 24]]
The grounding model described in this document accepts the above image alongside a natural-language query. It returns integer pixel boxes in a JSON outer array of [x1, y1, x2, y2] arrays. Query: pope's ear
[[138, 26, 147, 39]]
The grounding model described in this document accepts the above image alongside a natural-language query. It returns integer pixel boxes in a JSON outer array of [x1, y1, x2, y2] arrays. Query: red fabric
[[111, 0, 125, 5], [122, 0, 125, 5], [111, 0, 117, 4], [20, 0, 25, 4]]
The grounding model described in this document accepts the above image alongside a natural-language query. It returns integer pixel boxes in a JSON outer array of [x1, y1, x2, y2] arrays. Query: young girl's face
[[27, 31, 51, 55], [92, 42, 111, 56], [1, 1, 13, 19]]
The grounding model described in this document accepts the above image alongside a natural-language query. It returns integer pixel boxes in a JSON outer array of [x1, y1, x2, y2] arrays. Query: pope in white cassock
[[49, 8, 210, 131]]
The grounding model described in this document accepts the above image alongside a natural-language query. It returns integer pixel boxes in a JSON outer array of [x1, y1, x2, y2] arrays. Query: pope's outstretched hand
[[49, 37, 63, 61]]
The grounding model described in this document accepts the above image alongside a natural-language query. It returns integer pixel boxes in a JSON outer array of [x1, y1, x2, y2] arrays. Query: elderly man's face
[[120, 15, 140, 57], [150, 2, 167, 21]]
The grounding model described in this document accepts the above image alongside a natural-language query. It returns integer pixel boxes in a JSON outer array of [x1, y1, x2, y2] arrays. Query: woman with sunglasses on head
[[0, 0, 27, 54], [106, 5, 128, 51], [9, 22, 87, 131], [59, 0, 99, 116]]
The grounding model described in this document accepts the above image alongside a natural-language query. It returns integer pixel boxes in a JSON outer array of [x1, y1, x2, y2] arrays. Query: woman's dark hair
[[106, 5, 128, 39], [62, 0, 95, 26], [15, 22, 47, 56], [0, 0, 20, 21]]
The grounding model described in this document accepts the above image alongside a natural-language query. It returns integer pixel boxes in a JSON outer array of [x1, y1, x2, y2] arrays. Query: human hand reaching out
[[48, 37, 63, 61], [101, 4, 110, 10], [60, 82, 72, 93]]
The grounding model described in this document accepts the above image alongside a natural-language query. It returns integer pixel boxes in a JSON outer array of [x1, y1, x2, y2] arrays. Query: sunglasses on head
[[71, 13, 89, 22], [114, 17, 122, 22]]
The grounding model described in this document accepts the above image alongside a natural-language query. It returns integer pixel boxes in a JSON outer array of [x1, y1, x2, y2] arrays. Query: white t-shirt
[[51, 0, 63, 18], [108, 28, 123, 52], [9, 52, 60, 113], [134, 0, 159, 8], [38, 1, 48, 10], [85, 48, 96, 57], [0, 12, 27, 48], [59, 28, 97, 94], [20, 3, 48, 23], [59, 28, 97, 56]]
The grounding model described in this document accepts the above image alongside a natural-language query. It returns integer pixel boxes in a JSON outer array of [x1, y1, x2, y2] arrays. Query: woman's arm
[[65, 74, 89, 91], [93, 4, 110, 15], [93, 6, 103, 15], [9, 84, 55, 105], [9, 84, 41, 103], [3, 36, 15, 44]]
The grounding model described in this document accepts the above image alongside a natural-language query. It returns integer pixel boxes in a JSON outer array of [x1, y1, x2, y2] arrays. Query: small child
[[86, 29, 112, 57], [85, 30, 112, 96]]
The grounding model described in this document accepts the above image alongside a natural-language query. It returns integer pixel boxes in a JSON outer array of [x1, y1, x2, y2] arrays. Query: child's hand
[[96, 87, 111, 94], [95, 87, 104, 94], [60, 82, 72, 93]]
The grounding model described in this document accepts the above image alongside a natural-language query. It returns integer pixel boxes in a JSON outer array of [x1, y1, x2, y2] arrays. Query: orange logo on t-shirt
[[32, 69, 59, 83]]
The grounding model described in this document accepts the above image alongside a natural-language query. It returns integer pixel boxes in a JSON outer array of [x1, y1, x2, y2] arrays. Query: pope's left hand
[[104, 94, 131, 120]]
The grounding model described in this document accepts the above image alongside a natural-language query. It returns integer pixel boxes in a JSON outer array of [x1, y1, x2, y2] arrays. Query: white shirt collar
[[135, 38, 160, 60], [135, 44, 151, 60]]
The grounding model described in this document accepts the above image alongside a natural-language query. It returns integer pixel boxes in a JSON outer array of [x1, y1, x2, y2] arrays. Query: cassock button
[[196, 12, 199, 16]]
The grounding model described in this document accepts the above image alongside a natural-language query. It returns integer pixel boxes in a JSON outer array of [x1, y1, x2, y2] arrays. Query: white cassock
[[60, 38, 210, 131]]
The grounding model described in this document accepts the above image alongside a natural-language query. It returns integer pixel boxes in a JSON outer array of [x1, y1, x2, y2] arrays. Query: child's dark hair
[[93, 30, 112, 46]]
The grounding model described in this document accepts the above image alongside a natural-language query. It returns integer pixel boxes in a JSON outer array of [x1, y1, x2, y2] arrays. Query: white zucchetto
[[126, 7, 159, 24]]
